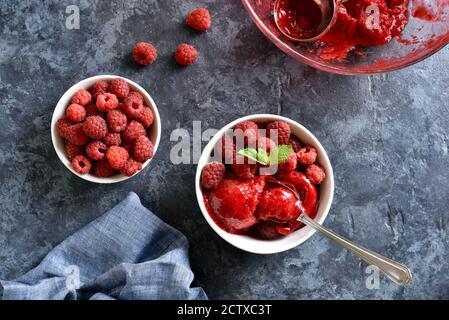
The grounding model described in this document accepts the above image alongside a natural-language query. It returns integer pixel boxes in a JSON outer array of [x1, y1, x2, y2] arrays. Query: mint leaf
[[270, 144, 292, 165], [238, 148, 259, 163], [257, 149, 269, 165]]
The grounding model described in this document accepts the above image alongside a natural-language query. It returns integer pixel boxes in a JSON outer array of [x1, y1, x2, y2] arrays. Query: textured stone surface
[[0, 1, 448, 299]]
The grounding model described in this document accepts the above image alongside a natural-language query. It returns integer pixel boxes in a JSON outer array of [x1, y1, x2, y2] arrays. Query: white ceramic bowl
[[51, 75, 161, 183], [195, 114, 334, 254]]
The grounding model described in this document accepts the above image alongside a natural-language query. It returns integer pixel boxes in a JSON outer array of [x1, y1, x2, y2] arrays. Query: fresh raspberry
[[127, 91, 143, 103], [217, 134, 235, 163], [103, 132, 122, 146], [71, 89, 92, 106], [133, 42, 157, 65], [57, 117, 72, 138], [133, 135, 154, 162], [83, 115, 107, 139], [86, 140, 108, 160], [110, 78, 129, 100], [289, 136, 302, 152], [71, 155, 92, 174], [85, 103, 102, 117], [135, 107, 154, 127], [201, 162, 225, 189], [231, 155, 258, 179], [106, 110, 127, 133], [306, 164, 326, 184], [65, 141, 84, 160], [90, 80, 109, 99], [277, 151, 297, 174], [121, 158, 143, 176], [96, 93, 119, 112], [121, 95, 144, 119], [248, 136, 275, 153], [266, 121, 291, 145], [94, 160, 117, 177], [235, 121, 258, 143], [297, 146, 317, 165], [64, 123, 88, 146], [175, 44, 198, 65], [123, 120, 146, 142], [186, 8, 212, 31], [65, 103, 86, 123], [106, 146, 129, 169]]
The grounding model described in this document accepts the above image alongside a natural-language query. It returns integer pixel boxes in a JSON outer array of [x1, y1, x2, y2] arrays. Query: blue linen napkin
[[0, 192, 207, 300]]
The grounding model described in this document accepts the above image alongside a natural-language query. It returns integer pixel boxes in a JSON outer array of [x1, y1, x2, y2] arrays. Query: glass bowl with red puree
[[242, 0, 449, 75], [195, 115, 334, 254]]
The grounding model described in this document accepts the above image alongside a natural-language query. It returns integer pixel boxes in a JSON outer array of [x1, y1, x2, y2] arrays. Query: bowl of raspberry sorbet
[[51, 75, 161, 183], [196, 114, 334, 254]]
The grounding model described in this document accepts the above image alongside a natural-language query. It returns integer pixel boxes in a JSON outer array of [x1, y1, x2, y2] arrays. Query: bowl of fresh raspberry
[[51, 75, 161, 183], [195, 114, 334, 254]]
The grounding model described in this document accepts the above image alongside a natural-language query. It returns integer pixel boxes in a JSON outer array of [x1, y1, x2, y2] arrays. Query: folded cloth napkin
[[0, 192, 207, 300]]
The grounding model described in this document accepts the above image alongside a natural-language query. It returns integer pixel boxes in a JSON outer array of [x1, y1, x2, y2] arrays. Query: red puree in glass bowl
[[200, 120, 326, 240]]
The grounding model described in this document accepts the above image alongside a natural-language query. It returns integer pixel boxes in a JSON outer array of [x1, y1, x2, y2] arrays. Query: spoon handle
[[299, 214, 412, 286]]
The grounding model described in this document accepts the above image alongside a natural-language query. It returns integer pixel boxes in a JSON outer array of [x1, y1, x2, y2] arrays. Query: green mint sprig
[[237, 144, 292, 166]]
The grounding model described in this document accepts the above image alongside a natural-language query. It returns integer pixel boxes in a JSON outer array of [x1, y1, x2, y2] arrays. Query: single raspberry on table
[[103, 132, 122, 146], [96, 93, 119, 112], [266, 121, 291, 145], [121, 158, 143, 176], [94, 160, 116, 177], [289, 136, 302, 152], [72, 89, 92, 106], [306, 164, 326, 184], [201, 162, 225, 189], [110, 78, 130, 100], [121, 95, 144, 119], [86, 140, 108, 160], [57, 117, 72, 138], [83, 115, 108, 139], [66, 103, 86, 123], [65, 141, 84, 160], [85, 103, 102, 117], [135, 107, 154, 127], [90, 80, 110, 99], [186, 8, 212, 31], [123, 120, 146, 142], [64, 123, 88, 146], [133, 42, 157, 65], [133, 135, 154, 162], [106, 110, 127, 133], [297, 146, 317, 165], [106, 146, 129, 169], [175, 44, 198, 65], [71, 155, 92, 174]]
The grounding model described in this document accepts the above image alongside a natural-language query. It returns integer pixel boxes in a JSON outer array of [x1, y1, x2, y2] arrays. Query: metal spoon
[[268, 179, 412, 286]]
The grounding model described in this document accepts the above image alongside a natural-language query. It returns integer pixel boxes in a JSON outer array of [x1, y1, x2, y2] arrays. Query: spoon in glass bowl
[[267, 178, 413, 286], [273, 0, 340, 42]]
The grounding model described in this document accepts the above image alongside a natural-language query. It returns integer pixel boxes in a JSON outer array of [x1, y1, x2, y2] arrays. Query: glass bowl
[[242, 0, 449, 75]]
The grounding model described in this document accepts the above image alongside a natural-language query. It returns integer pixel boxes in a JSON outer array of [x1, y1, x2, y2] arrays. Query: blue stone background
[[0, 0, 448, 299]]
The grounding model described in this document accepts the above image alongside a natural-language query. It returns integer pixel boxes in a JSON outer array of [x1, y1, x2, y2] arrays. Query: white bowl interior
[[51, 75, 161, 184], [196, 114, 334, 254]]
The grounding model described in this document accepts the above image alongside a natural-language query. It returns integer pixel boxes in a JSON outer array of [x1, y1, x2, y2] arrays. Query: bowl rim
[[195, 114, 335, 254], [241, 0, 449, 75], [51, 75, 161, 184]]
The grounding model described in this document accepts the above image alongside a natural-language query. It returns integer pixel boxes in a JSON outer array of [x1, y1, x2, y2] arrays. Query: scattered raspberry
[[289, 136, 302, 152], [57, 117, 71, 138], [94, 160, 116, 177], [83, 115, 108, 139], [123, 120, 146, 142], [91, 80, 109, 99], [66, 103, 86, 123], [106, 146, 129, 169], [135, 107, 154, 127], [72, 89, 92, 106], [133, 42, 157, 65], [96, 93, 119, 112], [86, 140, 108, 160], [266, 121, 291, 145], [201, 162, 225, 189], [297, 146, 317, 165], [103, 132, 122, 146], [121, 95, 144, 119], [231, 155, 257, 179], [64, 123, 88, 146], [106, 110, 127, 133], [305, 164, 326, 184], [186, 8, 212, 31], [217, 134, 235, 163], [127, 91, 143, 103], [133, 135, 154, 162], [85, 103, 102, 117], [110, 78, 130, 100], [65, 141, 84, 160], [175, 44, 198, 65], [277, 151, 297, 174], [235, 121, 258, 143], [71, 155, 92, 174], [121, 158, 143, 176]]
